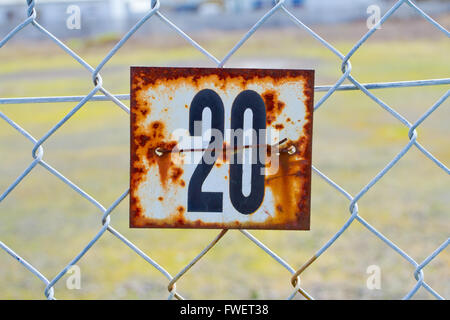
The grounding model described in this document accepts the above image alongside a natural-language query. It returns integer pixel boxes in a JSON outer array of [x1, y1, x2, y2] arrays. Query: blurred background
[[0, 0, 449, 299]]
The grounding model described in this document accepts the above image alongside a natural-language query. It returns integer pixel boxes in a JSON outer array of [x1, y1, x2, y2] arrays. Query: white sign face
[[130, 67, 314, 230]]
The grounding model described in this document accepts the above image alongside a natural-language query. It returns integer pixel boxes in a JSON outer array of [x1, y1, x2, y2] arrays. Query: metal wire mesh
[[0, 0, 448, 300]]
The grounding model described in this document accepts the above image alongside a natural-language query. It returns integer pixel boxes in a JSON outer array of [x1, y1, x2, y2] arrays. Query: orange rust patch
[[274, 123, 284, 130], [140, 121, 180, 189], [131, 67, 312, 91], [262, 89, 286, 125], [170, 167, 183, 183], [264, 147, 310, 228], [221, 142, 229, 163], [175, 206, 186, 224]]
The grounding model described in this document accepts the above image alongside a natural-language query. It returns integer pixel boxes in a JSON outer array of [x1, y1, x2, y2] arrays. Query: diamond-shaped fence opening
[[0, 0, 448, 300]]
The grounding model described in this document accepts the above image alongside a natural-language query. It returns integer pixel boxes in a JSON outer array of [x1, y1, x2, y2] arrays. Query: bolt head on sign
[[130, 67, 314, 230]]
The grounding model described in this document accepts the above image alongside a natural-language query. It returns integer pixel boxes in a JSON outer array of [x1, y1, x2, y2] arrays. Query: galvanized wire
[[0, 0, 448, 300]]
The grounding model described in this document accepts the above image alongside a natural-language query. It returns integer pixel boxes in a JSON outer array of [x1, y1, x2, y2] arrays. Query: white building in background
[[0, 0, 375, 16], [1, 0, 448, 40]]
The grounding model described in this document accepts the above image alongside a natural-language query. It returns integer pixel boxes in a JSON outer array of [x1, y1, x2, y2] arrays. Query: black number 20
[[187, 89, 266, 215]]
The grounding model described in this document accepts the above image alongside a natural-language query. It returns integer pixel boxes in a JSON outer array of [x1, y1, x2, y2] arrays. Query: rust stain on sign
[[130, 67, 314, 230]]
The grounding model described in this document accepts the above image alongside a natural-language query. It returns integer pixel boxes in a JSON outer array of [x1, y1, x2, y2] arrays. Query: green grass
[[0, 27, 449, 300]]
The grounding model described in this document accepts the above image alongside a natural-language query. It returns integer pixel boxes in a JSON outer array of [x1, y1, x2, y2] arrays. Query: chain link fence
[[0, 0, 448, 300]]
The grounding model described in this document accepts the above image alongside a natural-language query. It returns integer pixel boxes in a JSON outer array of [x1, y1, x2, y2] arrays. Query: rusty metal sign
[[130, 67, 314, 230]]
